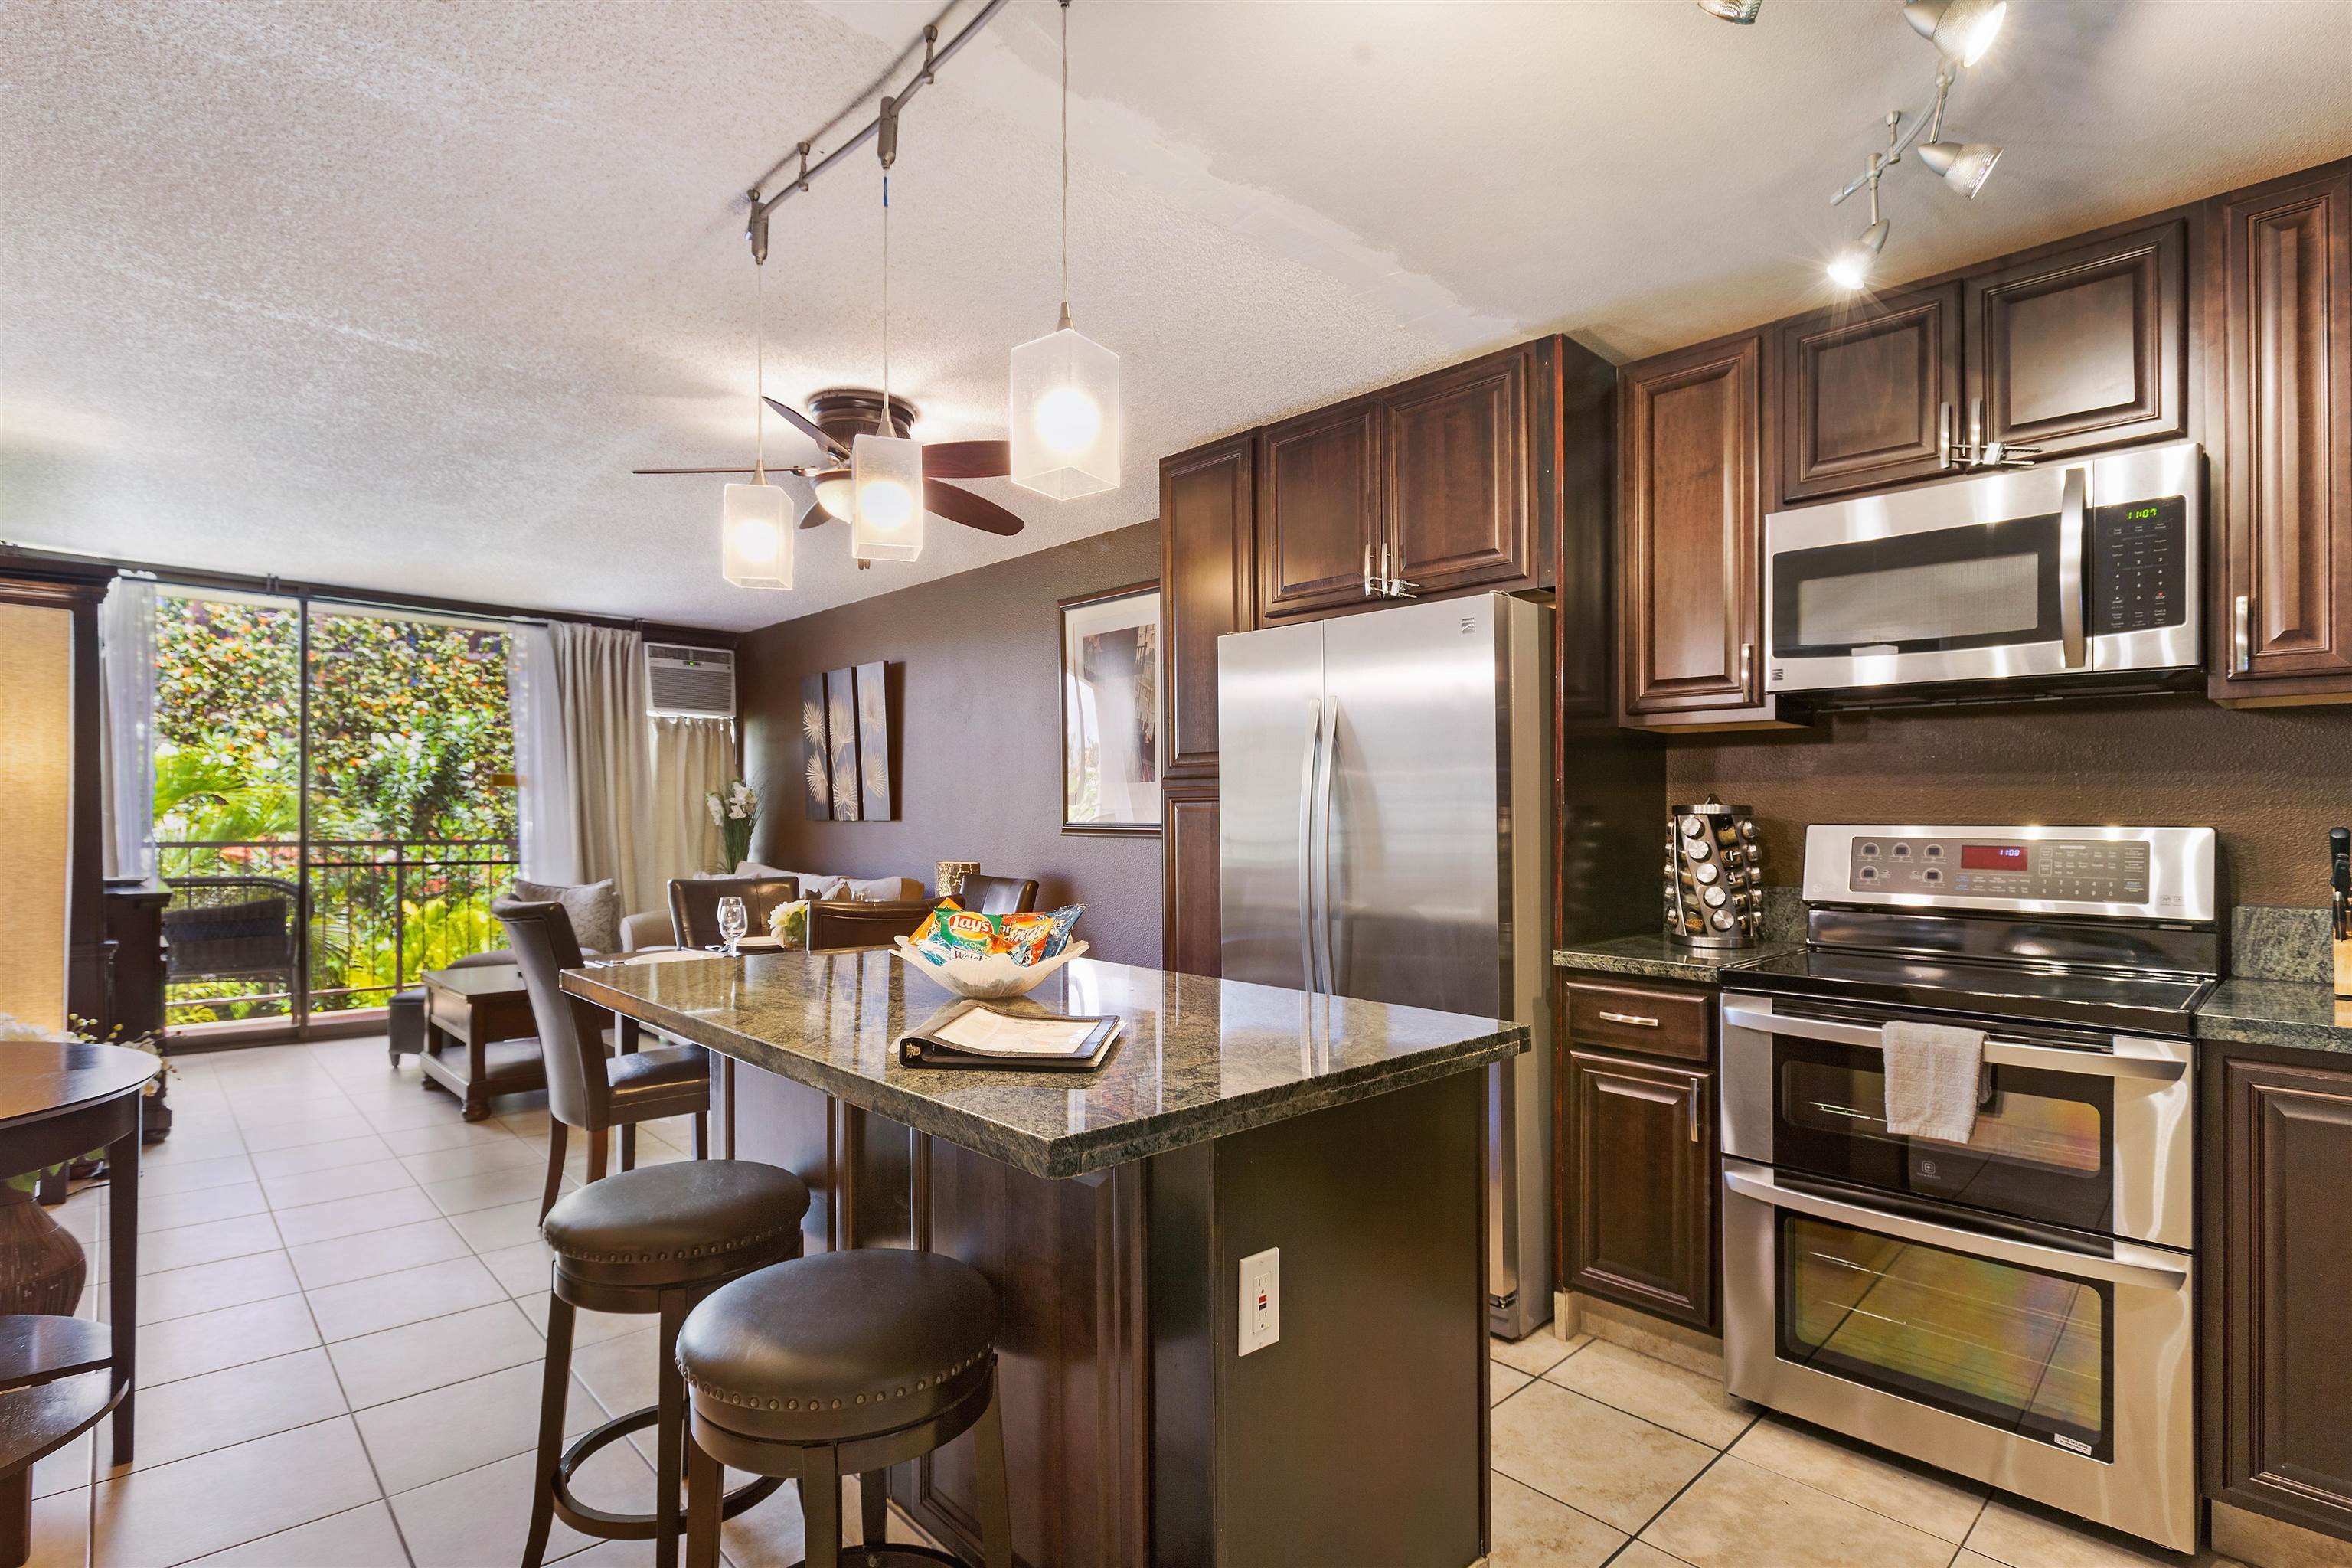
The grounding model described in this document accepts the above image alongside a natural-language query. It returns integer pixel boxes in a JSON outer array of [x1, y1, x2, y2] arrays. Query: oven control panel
[[1847, 836, 2151, 903]]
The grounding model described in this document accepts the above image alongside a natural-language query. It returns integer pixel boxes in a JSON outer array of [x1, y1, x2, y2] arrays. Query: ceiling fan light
[[812, 469, 853, 521], [721, 481, 792, 590], [1919, 139, 2003, 197], [1904, 0, 2005, 65], [851, 432, 925, 562], [1009, 325, 1121, 499], [1696, 0, 1762, 21]]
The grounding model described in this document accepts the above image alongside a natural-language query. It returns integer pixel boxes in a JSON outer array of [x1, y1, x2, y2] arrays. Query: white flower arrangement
[[704, 778, 760, 871]]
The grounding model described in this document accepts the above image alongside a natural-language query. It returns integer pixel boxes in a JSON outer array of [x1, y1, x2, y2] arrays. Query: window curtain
[[648, 716, 734, 882], [508, 621, 654, 912], [96, 577, 157, 881]]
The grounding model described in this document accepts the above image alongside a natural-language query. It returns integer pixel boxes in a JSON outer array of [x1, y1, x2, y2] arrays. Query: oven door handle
[[1722, 1165, 2190, 1292], [1719, 1001, 2187, 1081]]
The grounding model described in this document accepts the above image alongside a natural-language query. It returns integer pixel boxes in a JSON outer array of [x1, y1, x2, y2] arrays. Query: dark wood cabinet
[[1161, 779, 1220, 978], [1965, 217, 2189, 462], [1563, 1044, 1716, 1331], [2205, 1048, 2352, 1543], [1160, 433, 1256, 776], [2207, 159, 2352, 704], [1256, 397, 1381, 619], [1777, 281, 1964, 505], [1381, 341, 1544, 598], [1618, 333, 1788, 727]]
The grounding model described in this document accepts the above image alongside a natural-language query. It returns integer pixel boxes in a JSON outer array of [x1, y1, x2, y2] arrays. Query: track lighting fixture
[[852, 98, 924, 564], [1903, 0, 2007, 65], [722, 234, 792, 590], [1917, 138, 2003, 197], [1695, 0, 1763, 21], [1828, 154, 1890, 292]]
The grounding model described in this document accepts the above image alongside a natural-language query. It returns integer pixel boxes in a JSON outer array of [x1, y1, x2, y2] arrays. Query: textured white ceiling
[[5, 1, 2350, 632]]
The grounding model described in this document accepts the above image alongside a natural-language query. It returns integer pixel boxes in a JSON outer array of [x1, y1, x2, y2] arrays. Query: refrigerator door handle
[[1296, 699, 1324, 992], [1315, 694, 1340, 995]]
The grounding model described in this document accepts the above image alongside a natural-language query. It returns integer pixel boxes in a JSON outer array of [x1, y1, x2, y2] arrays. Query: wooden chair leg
[[619, 1122, 636, 1173], [801, 1444, 841, 1568], [1, 1468, 30, 1568], [972, 1378, 1014, 1568], [540, 1119, 569, 1221], [585, 1124, 608, 1186], [655, 1290, 688, 1568], [857, 1468, 888, 1550], [521, 1294, 577, 1568], [684, 1431, 724, 1568]]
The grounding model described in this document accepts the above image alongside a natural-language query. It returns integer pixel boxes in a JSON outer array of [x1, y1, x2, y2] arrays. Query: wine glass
[[716, 897, 749, 956]]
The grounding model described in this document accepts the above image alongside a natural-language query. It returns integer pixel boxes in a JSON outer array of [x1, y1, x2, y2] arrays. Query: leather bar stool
[[521, 1159, 812, 1568], [949, 874, 1037, 916], [676, 1250, 1014, 1568]]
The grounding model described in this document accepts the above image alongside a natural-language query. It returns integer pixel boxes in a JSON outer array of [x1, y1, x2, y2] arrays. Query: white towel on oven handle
[[1880, 1018, 1986, 1143]]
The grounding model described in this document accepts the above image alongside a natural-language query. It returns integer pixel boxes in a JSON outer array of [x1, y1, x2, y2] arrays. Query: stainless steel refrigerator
[[1218, 593, 1552, 1337]]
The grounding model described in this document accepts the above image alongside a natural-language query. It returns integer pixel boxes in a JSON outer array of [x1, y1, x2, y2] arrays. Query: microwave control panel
[[2088, 495, 2187, 636], [1847, 836, 2153, 905]]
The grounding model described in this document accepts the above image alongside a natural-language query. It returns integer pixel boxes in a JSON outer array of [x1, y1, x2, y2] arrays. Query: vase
[[0, 1183, 88, 1317]]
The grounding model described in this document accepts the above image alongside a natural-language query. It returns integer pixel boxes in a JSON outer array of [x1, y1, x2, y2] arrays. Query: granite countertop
[[1551, 933, 1803, 984], [2196, 978, 2352, 1055], [564, 950, 1527, 1179]]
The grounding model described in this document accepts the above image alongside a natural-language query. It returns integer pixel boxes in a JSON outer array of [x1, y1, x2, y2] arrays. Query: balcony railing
[[157, 837, 519, 1026]]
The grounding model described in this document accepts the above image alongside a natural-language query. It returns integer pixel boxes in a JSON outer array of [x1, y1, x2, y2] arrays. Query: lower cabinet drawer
[[1566, 979, 1713, 1062]]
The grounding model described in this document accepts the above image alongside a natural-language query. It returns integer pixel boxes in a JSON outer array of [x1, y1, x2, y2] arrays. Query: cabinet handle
[[1738, 642, 1754, 698], [1969, 396, 1985, 459], [1687, 1087, 1702, 1144], [1937, 401, 1955, 469], [1363, 541, 1374, 599], [1596, 1011, 1659, 1028], [2233, 594, 2252, 675]]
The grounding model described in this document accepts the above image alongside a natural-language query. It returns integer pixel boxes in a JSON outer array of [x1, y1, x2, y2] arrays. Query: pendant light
[[722, 258, 792, 589], [1009, 0, 1119, 499], [853, 97, 924, 564]]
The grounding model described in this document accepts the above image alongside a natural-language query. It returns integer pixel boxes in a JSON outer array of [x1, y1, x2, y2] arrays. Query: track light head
[[1828, 219, 1890, 291], [1697, 0, 1763, 21], [1917, 139, 2004, 197], [1903, 0, 2006, 65]]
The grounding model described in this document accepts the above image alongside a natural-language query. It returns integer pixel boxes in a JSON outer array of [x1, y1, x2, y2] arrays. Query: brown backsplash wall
[[1663, 697, 2352, 906], [737, 521, 1164, 965]]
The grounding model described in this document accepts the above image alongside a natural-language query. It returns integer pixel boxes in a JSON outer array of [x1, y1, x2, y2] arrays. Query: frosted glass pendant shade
[[721, 481, 792, 589], [851, 432, 925, 563], [1009, 325, 1119, 499]]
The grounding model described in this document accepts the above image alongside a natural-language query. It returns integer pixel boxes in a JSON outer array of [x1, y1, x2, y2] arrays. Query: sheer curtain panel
[[508, 622, 577, 886], [96, 577, 156, 880], [544, 621, 655, 911], [649, 715, 733, 883]]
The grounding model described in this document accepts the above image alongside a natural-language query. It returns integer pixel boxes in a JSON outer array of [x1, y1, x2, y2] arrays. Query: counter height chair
[[677, 1250, 1014, 1568], [496, 899, 713, 1219], [950, 874, 1038, 916], [668, 874, 802, 951]]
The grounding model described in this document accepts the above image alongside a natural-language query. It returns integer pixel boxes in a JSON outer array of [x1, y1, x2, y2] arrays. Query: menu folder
[[897, 999, 1122, 1072]]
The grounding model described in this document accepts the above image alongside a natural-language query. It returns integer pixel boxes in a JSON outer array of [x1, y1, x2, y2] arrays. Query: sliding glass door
[[152, 590, 518, 1033]]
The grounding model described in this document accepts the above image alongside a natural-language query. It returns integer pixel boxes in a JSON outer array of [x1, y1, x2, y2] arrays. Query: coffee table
[[418, 964, 546, 1121]]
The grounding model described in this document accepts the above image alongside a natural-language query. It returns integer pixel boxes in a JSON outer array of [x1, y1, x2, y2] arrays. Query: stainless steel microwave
[[1763, 442, 2203, 697]]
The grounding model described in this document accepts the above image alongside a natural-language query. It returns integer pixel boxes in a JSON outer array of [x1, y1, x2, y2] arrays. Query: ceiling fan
[[634, 388, 1024, 537]]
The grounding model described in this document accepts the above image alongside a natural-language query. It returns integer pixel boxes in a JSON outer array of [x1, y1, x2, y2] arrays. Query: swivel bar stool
[[676, 1250, 1014, 1568]]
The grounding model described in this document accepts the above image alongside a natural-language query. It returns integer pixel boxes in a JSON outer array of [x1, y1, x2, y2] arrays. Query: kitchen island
[[564, 948, 1524, 1568]]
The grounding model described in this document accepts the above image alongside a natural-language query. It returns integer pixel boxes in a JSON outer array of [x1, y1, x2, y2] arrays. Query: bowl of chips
[[892, 901, 1087, 999]]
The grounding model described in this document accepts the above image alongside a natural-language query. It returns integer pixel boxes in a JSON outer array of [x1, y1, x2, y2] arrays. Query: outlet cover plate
[[1239, 1246, 1279, 1356]]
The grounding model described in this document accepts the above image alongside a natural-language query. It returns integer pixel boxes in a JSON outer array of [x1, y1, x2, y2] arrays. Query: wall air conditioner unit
[[646, 643, 737, 719]]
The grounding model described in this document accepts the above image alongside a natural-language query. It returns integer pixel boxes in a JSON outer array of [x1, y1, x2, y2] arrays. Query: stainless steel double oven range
[[1720, 824, 2215, 1551]]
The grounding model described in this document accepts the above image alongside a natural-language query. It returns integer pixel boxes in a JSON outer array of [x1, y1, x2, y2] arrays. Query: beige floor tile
[[229, 1090, 358, 1129], [23, 1487, 90, 1568], [29, 1425, 90, 1499], [270, 1184, 442, 1247], [136, 1152, 257, 1195], [1490, 1379, 1712, 1533], [258, 1155, 413, 1210], [1645, 1454, 1959, 1568], [136, 1210, 284, 1275], [398, 1137, 543, 1184], [1956, 1556, 2006, 1567], [450, 1197, 548, 1253], [568, 1324, 661, 1419], [423, 1163, 552, 1216], [136, 1129, 250, 1167], [138, 1293, 322, 1387], [104, 1347, 348, 1472], [1488, 1474, 1625, 1568], [380, 1119, 532, 1157], [1730, 1416, 1987, 1545], [358, 1095, 478, 1133], [1965, 1499, 2187, 1568], [1615, 1544, 1700, 1568], [137, 1181, 271, 1234], [354, 1360, 603, 1494], [248, 1134, 398, 1181], [288, 1215, 470, 1290], [515, 1292, 645, 1346], [481, 1240, 557, 1296], [307, 1254, 509, 1343], [390, 1442, 648, 1568], [239, 1111, 381, 1152], [1493, 1327, 1586, 1377], [178, 1500, 411, 1567], [328, 1298, 545, 1408], [91, 1416, 381, 1567], [1545, 1340, 1755, 1449], [1492, 1364, 1533, 1406], [136, 1249, 301, 1323]]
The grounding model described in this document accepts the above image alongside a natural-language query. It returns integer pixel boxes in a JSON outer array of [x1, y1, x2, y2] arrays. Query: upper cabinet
[[2207, 159, 2352, 704], [1776, 281, 1964, 505], [1160, 433, 1257, 778], [1965, 217, 2189, 462], [1256, 396, 1383, 619]]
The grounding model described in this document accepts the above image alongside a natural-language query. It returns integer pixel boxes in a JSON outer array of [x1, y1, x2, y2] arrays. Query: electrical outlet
[[1238, 1246, 1279, 1356]]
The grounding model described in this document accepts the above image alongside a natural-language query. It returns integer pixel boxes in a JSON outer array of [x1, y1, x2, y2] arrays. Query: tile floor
[[21, 1033, 2259, 1568]]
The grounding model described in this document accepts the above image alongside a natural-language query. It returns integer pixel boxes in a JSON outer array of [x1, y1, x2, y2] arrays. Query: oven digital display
[[1961, 844, 2028, 870]]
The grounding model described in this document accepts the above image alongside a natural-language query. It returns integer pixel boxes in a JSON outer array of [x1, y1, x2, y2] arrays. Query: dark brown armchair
[[953, 875, 1039, 915]]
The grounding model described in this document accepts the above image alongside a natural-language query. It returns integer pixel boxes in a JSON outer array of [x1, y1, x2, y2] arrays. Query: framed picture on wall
[[1059, 581, 1161, 835]]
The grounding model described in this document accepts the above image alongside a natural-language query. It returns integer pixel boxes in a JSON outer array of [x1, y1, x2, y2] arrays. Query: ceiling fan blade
[[763, 397, 852, 459], [922, 440, 1012, 479], [924, 479, 1024, 537], [632, 466, 758, 475]]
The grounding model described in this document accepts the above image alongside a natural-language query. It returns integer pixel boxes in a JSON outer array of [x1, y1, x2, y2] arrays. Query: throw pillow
[[512, 877, 622, 956]]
